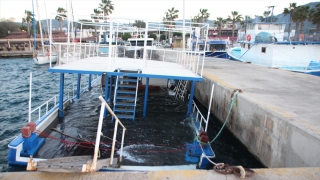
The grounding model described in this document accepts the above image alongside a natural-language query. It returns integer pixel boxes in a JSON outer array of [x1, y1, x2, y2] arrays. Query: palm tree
[[91, 8, 102, 36], [55, 7, 67, 31], [214, 17, 226, 39], [165, 7, 179, 39], [283, 3, 297, 39], [240, 15, 253, 35], [99, 0, 114, 18], [263, 11, 271, 22], [198, 9, 210, 38], [227, 11, 243, 44], [198, 9, 210, 23], [309, 3, 320, 41], [22, 10, 33, 35], [293, 6, 310, 40]]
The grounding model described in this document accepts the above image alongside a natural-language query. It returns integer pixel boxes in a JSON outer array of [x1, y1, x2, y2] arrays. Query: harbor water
[[0, 58, 264, 172]]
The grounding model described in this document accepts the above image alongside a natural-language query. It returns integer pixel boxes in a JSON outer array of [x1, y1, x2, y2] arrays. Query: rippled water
[[0, 58, 78, 172], [0, 58, 264, 172]]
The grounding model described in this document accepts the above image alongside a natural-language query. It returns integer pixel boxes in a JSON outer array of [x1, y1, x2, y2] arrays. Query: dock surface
[[194, 57, 320, 168], [1, 167, 320, 180]]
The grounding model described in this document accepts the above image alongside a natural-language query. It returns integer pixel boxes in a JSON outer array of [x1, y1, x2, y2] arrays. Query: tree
[[20, 25, 28, 32], [0, 19, 20, 38], [99, 0, 114, 17], [283, 3, 297, 38], [227, 11, 243, 44], [240, 15, 253, 35], [55, 7, 67, 31], [148, 33, 157, 40], [91, 8, 103, 36], [263, 11, 271, 22], [132, 20, 146, 28], [191, 9, 210, 37], [214, 17, 226, 39], [122, 32, 131, 41], [164, 7, 179, 39], [160, 34, 166, 41], [309, 3, 320, 41], [173, 32, 182, 37], [22, 10, 33, 35], [293, 5, 310, 40]]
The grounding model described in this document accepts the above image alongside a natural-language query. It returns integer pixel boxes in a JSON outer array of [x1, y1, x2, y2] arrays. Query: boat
[[32, 0, 58, 65], [7, 9, 235, 173], [198, 39, 230, 58], [227, 21, 320, 76]]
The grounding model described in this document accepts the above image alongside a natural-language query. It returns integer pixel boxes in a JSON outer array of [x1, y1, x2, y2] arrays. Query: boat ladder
[[174, 80, 188, 101], [113, 69, 141, 121]]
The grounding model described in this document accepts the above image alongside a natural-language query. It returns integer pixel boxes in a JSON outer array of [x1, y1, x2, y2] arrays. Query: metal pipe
[[28, 72, 32, 122], [91, 102, 105, 172]]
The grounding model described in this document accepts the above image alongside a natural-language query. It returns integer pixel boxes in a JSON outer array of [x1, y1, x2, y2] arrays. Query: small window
[[261, 47, 266, 53]]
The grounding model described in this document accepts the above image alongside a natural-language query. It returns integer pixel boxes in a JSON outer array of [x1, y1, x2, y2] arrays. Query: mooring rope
[[194, 90, 240, 145]]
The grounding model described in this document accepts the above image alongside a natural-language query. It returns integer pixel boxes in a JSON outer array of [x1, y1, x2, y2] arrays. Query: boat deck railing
[[238, 31, 320, 43], [29, 74, 101, 123], [51, 42, 206, 77]]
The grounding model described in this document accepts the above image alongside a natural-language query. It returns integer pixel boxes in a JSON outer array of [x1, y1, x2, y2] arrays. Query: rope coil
[[213, 164, 255, 179]]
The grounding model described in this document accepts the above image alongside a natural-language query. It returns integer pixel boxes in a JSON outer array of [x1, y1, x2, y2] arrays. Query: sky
[[0, 0, 317, 23]]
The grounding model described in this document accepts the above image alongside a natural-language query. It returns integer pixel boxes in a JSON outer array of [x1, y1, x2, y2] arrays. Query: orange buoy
[[246, 34, 251, 42]]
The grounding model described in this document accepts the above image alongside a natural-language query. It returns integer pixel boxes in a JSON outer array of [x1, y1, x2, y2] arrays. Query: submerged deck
[[48, 56, 203, 81], [34, 87, 196, 167]]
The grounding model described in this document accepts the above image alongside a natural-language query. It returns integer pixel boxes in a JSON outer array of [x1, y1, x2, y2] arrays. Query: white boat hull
[[33, 55, 58, 65]]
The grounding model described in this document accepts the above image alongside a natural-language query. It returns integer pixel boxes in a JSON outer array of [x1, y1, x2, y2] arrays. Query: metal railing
[[29, 74, 101, 123], [52, 42, 206, 77], [88, 96, 126, 172], [191, 84, 214, 132]]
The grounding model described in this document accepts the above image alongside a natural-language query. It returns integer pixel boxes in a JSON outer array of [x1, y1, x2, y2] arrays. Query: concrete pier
[[0, 167, 319, 180], [0, 50, 33, 58], [194, 58, 320, 168]]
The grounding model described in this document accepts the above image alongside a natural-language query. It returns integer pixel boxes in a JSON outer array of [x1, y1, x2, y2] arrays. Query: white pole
[[183, 0, 185, 51], [35, 0, 45, 56], [143, 20, 149, 68], [28, 72, 32, 122], [109, 17, 113, 71], [206, 84, 214, 132], [91, 102, 105, 172]]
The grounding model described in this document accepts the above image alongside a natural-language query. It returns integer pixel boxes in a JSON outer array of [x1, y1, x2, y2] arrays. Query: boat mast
[[32, 0, 36, 51], [36, 0, 45, 55], [44, 0, 50, 39]]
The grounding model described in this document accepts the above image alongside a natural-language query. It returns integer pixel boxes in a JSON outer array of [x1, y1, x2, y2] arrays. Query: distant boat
[[32, 0, 57, 65], [198, 39, 230, 58], [33, 45, 58, 64], [227, 21, 320, 76]]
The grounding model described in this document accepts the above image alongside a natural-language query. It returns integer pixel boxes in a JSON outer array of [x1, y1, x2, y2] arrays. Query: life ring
[[246, 34, 251, 42]]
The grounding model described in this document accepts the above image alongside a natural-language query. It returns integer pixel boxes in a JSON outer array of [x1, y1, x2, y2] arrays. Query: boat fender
[[199, 131, 209, 143], [21, 126, 31, 138], [200, 135, 209, 143], [46, 51, 50, 56], [199, 131, 207, 137], [246, 34, 251, 42], [27, 122, 36, 132]]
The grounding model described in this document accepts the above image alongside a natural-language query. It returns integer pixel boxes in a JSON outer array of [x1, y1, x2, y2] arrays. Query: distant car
[[153, 42, 161, 47], [163, 44, 170, 48]]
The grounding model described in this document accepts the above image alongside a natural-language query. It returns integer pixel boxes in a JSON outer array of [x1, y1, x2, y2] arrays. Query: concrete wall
[[193, 76, 320, 168]]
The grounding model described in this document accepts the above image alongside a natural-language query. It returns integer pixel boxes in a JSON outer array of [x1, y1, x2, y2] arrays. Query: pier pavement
[[194, 57, 320, 168], [0, 167, 320, 179]]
